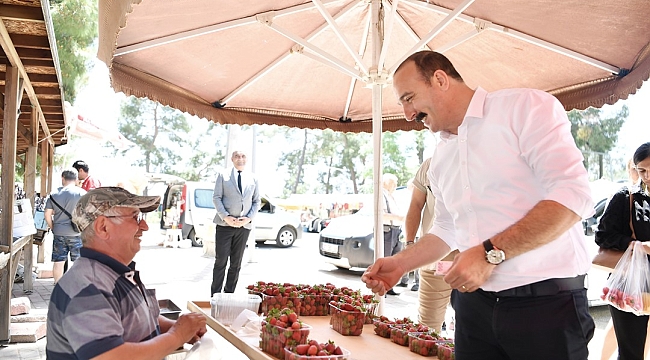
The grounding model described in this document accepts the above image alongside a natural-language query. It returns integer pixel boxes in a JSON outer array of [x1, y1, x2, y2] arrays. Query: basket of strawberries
[[328, 301, 366, 336], [260, 308, 311, 359], [284, 339, 350, 360], [408, 331, 452, 357], [372, 316, 414, 338]]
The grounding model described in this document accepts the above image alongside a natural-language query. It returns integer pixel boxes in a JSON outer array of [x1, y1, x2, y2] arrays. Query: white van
[[160, 181, 302, 248]]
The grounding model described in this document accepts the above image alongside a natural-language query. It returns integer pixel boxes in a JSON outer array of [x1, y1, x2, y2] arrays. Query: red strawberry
[[295, 344, 310, 355], [333, 346, 343, 355], [307, 345, 318, 356]]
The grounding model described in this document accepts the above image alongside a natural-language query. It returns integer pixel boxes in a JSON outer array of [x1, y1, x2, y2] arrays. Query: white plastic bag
[[601, 241, 650, 315], [184, 332, 222, 360]]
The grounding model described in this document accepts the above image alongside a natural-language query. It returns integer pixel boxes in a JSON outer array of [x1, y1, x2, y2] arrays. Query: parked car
[[318, 188, 410, 269], [160, 181, 302, 247]]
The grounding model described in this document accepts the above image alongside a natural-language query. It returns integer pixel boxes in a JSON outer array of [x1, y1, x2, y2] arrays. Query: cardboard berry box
[[329, 303, 366, 336], [260, 320, 311, 359]]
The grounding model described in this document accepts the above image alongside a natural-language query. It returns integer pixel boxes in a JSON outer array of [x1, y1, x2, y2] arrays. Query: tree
[[382, 132, 411, 185], [117, 97, 224, 178], [568, 105, 627, 178], [50, 0, 98, 102]]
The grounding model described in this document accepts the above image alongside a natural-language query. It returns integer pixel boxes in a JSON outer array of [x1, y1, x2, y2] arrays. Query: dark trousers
[[450, 288, 594, 360], [211, 225, 250, 295], [610, 305, 649, 359], [384, 227, 408, 285]]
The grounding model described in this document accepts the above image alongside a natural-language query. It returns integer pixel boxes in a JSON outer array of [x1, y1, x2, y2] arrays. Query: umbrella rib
[[400, 0, 620, 74], [114, 0, 341, 56], [377, 0, 400, 71], [312, 0, 369, 76], [221, 1, 361, 105], [390, 0, 475, 75], [343, 10, 373, 119]]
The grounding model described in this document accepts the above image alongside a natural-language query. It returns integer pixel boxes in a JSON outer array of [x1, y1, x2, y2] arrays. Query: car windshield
[[195, 189, 215, 209]]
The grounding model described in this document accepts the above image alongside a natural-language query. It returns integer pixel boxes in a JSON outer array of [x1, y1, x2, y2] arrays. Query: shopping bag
[[601, 241, 650, 315]]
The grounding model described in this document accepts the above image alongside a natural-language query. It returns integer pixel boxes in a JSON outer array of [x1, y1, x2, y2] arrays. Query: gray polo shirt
[[46, 248, 162, 359], [45, 184, 86, 236]]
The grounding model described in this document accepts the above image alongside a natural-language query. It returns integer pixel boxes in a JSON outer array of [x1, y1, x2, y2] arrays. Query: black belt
[[485, 275, 586, 297]]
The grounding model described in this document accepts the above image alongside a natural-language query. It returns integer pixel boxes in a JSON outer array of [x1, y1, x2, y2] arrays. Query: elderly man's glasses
[[104, 212, 145, 224]]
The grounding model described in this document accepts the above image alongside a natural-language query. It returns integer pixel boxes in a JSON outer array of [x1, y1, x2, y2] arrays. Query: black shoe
[[411, 284, 419, 291], [396, 282, 408, 287], [386, 289, 399, 296]]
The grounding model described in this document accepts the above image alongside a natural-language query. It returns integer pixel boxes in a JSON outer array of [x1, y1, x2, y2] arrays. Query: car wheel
[[189, 228, 202, 247], [275, 226, 297, 248]]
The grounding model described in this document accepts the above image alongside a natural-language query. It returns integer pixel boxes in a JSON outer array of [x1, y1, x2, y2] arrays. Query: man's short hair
[[72, 160, 89, 173], [72, 187, 160, 232], [383, 173, 398, 186], [61, 169, 78, 181], [396, 51, 464, 85]]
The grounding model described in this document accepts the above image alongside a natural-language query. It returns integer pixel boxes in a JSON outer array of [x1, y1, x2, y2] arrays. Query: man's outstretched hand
[[361, 257, 406, 296]]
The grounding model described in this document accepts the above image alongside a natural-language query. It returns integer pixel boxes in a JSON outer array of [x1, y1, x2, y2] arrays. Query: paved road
[[0, 228, 617, 359]]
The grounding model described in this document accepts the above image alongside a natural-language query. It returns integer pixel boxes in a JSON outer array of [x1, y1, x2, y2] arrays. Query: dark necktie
[[237, 170, 242, 194]]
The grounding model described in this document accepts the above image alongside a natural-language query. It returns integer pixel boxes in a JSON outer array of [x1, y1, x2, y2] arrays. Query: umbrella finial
[[212, 101, 226, 108]]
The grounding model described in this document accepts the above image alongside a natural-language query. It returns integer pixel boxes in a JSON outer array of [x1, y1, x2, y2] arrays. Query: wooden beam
[[9, 34, 50, 49], [22, 73, 57, 83], [0, 4, 44, 22], [0, 57, 55, 68], [16, 121, 31, 142], [16, 48, 51, 60], [40, 140, 48, 197], [0, 64, 19, 343], [0, 21, 53, 145]]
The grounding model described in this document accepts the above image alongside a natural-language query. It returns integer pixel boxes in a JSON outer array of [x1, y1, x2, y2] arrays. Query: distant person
[[404, 158, 459, 331], [44, 169, 86, 284], [211, 151, 261, 295], [362, 50, 595, 359], [382, 173, 408, 296], [596, 143, 650, 360], [46, 187, 207, 359], [72, 160, 101, 191]]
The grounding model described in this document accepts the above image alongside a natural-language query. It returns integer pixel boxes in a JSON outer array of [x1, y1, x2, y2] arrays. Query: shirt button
[[460, 139, 466, 142], [464, 186, 469, 190]]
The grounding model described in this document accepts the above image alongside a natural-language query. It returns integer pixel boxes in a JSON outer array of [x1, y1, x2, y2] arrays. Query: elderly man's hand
[[361, 257, 405, 296], [168, 312, 207, 345]]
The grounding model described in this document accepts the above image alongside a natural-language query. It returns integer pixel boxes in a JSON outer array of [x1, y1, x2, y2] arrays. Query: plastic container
[[408, 332, 451, 357], [329, 303, 366, 336], [210, 293, 262, 325], [373, 319, 392, 338], [260, 321, 311, 359], [259, 293, 303, 315], [389, 324, 410, 346], [299, 294, 331, 316], [284, 345, 351, 360], [437, 343, 456, 360], [363, 302, 378, 324]]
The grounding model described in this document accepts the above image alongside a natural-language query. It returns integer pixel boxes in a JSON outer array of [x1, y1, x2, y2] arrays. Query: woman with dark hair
[[596, 142, 650, 360]]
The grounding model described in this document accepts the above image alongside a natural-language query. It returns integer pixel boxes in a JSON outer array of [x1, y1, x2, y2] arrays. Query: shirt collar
[[80, 247, 135, 275], [439, 87, 487, 141]]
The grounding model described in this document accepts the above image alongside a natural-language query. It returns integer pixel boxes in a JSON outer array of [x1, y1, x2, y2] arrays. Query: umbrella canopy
[[98, 0, 650, 133]]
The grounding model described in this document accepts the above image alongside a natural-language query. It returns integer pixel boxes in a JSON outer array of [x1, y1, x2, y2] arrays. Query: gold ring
[[461, 285, 467, 290]]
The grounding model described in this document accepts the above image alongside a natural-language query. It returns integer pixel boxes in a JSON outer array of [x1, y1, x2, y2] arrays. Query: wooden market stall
[[0, 0, 67, 344]]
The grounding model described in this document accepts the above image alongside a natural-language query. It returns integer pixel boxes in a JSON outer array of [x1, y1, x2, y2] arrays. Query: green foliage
[[51, 0, 98, 102], [567, 105, 627, 179], [116, 97, 224, 179]]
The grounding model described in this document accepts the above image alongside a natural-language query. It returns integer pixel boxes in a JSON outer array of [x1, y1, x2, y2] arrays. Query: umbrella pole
[[370, 0, 385, 316]]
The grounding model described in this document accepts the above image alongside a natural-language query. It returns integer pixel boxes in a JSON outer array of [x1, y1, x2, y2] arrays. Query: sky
[[61, 57, 649, 197]]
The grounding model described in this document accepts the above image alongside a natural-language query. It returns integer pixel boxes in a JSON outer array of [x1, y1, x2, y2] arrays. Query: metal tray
[[159, 299, 181, 320]]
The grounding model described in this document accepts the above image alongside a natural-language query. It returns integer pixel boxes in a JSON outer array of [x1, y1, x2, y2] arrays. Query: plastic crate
[[210, 293, 262, 325]]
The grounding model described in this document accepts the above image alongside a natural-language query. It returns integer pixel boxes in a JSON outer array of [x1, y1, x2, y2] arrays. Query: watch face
[[487, 249, 505, 264]]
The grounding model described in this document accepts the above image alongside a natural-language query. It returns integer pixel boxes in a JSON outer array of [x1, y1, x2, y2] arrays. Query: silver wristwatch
[[482, 239, 505, 265]]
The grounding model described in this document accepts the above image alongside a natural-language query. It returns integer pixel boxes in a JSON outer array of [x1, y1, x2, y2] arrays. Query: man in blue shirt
[[45, 169, 86, 283]]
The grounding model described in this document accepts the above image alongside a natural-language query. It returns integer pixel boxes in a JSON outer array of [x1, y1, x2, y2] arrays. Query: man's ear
[[433, 70, 450, 91], [93, 217, 112, 241]]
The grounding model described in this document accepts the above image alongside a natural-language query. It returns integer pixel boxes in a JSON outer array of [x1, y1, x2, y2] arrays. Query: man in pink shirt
[[72, 160, 102, 191], [363, 51, 594, 360]]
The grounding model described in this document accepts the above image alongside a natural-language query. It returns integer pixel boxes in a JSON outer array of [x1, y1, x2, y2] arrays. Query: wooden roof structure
[[0, 0, 66, 344], [1, 0, 67, 153]]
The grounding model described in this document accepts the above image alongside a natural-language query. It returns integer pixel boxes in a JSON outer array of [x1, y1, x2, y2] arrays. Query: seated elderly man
[[46, 187, 207, 360]]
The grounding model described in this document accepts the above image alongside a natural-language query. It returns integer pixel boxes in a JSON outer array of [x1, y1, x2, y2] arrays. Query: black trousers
[[610, 305, 649, 360], [450, 287, 594, 360], [211, 225, 250, 295], [384, 227, 408, 285]]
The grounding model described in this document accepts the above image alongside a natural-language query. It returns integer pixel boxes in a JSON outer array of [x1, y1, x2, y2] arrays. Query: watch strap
[[482, 239, 494, 252]]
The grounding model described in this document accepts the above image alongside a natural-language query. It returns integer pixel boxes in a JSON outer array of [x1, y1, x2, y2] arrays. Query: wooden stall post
[[37, 139, 48, 263], [22, 108, 39, 292], [0, 64, 20, 344]]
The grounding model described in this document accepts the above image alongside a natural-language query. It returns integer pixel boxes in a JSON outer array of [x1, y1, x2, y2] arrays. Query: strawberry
[[295, 344, 310, 355], [307, 345, 318, 356]]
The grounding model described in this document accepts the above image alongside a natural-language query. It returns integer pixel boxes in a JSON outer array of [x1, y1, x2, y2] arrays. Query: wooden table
[[188, 301, 440, 360]]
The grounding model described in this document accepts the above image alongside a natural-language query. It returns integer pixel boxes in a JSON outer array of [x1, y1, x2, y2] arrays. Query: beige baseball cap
[[72, 187, 160, 232]]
